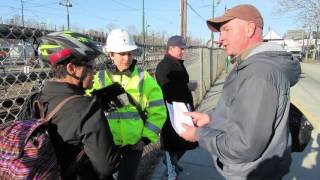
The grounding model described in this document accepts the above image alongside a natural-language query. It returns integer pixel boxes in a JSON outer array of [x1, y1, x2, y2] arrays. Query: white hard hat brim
[[106, 44, 138, 53]]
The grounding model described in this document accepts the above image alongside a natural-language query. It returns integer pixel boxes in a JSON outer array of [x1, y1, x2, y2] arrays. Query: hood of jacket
[[235, 42, 301, 87]]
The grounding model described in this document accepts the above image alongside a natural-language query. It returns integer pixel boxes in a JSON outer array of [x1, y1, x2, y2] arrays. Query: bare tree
[[277, 0, 320, 60], [106, 23, 117, 34], [277, 0, 320, 28]]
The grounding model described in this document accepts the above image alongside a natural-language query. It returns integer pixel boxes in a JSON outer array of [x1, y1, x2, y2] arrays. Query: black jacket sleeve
[[80, 97, 119, 178]]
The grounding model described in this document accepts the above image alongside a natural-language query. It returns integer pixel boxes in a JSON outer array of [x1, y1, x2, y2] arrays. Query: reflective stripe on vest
[[145, 121, 161, 134], [149, 99, 164, 107], [107, 111, 141, 119]]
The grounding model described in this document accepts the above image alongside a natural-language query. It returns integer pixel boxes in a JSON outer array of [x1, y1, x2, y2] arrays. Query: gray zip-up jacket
[[196, 42, 301, 179]]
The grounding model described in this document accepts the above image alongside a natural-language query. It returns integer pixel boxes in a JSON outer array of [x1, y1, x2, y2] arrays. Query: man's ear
[[167, 46, 174, 53], [66, 63, 77, 75], [247, 22, 256, 38]]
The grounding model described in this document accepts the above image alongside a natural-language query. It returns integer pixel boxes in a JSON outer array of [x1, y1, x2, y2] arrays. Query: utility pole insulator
[[59, 0, 72, 30]]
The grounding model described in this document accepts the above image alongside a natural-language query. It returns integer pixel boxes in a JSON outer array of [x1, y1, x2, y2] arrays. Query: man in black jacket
[[155, 35, 198, 178], [38, 31, 119, 179]]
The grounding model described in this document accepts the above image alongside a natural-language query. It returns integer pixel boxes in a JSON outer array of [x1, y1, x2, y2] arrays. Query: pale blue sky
[[0, 0, 301, 41]]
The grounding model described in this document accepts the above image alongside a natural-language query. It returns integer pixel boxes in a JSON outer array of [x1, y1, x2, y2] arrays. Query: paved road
[[291, 63, 320, 125], [284, 62, 320, 180]]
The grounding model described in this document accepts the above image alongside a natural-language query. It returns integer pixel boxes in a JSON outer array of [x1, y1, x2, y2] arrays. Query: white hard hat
[[105, 29, 137, 53]]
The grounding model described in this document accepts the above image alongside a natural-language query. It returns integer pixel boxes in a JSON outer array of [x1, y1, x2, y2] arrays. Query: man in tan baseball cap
[[179, 3, 300, 180], [207, 4, 263, 32], [206, 4, 264, 57]]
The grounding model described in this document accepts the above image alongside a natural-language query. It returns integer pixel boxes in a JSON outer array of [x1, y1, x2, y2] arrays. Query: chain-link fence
[[0, 24, 226, 179]]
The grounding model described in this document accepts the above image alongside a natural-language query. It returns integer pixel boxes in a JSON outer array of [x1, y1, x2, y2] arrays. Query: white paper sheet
[[166, 101, 194, 134]]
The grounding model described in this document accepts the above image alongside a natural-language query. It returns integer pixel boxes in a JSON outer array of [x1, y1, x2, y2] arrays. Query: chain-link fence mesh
[[0, 24, 226, 179]]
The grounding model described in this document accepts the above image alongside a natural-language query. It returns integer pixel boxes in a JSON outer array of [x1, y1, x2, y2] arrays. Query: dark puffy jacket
[[156, 54, 198, 151], [40, 81, 119, 180]]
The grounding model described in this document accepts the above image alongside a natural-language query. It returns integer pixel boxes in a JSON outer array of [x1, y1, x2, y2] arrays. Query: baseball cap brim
[[207, 16, 235, 32], [177, 44, 188, 49]]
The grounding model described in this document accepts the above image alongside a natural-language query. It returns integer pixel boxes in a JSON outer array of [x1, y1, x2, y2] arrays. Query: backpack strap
[[44, 95, 82, 122], [44, 95, 85, 177], [25, 95, 83, 143], [33, 100, 45, 119]]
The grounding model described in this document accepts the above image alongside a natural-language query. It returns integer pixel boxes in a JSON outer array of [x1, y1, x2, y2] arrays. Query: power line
[[110, 0, 139, 11], [25, 1, 60, 8], [70, 1, 119, 22], [186, 2, 206, 21]]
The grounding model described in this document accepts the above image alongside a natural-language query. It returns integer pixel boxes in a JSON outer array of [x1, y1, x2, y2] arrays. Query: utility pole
[[209, 0, 221, 85], [142, 0, 146, 64], [20, 0, 25, 27], [210, 1, 215, 49], [59, 0, 72, 30], [142, 0, 145, 45], [210, 0, 221, 47], [180, 0, 187, 39], [20, 0, 26, 64]]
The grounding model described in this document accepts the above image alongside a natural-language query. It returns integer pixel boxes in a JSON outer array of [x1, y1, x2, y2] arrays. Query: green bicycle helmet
[[39, 31, 102, 66]]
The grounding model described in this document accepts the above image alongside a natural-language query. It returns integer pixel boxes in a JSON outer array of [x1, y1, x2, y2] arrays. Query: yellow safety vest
[[89, 67, 166, 146]]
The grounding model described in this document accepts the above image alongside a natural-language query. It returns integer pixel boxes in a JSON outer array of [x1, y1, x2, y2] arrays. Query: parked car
[[291, 51, 302, 62]]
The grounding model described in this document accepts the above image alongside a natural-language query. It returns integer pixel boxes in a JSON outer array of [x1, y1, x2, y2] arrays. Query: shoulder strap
[[98, 70, 106, 88], [44, 95, 82, 122], [137, 68, 145, 105], [45, 95, 85, 177], [104, 67, 147, 121], [131, 68, 147, 122]]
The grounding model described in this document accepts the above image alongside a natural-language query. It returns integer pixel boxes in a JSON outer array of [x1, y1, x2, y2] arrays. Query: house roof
[[264, 27, 282, 40]]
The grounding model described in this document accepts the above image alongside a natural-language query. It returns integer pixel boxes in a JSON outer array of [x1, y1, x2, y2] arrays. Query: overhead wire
[[186, 2, 206, 22], [110, 0, 139, 11], [71, 1, 119, 22]]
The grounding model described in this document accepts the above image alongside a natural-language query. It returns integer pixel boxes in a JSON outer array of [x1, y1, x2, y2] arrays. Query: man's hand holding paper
[[185, 112, 210, 127], [179, 112, 210, 142], [166, 101, 194, 134]]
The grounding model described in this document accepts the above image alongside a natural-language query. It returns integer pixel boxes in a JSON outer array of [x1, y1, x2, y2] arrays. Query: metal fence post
[[200, 47, 203, 99], [209, 47, 213, 86], [215, 50, 219, 79]]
